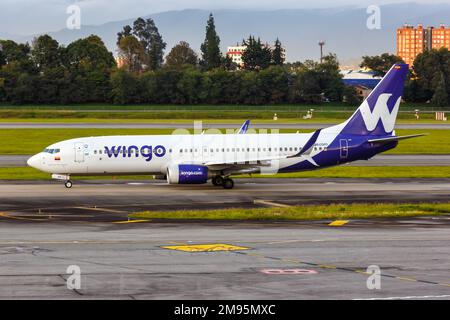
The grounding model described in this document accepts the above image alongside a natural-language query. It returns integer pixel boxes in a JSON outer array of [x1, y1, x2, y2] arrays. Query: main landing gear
[[212, 176, 234, 189]]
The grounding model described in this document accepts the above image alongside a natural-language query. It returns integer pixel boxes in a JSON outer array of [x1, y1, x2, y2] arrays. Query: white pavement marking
[[253, 199, 291, 208], [355, 294, 450, 300]]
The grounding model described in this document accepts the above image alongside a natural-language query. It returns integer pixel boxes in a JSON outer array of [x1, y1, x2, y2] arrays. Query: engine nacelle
[[166, 164, 209, 184]]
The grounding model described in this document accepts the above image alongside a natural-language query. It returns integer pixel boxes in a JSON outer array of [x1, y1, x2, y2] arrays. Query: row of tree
[[0, 12, 449, 106], [116, 14, 285, 72], [111, 55, 345, 105], [0, 35, 115, 104], [361, 49, 450, 107]]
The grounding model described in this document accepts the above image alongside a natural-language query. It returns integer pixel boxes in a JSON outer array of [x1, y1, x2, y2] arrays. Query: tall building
[[431, 24, 450, 49], [397, 24, 450, 67]]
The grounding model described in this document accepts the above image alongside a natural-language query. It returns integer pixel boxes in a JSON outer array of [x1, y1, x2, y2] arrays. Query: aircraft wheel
[[212, 176, 224, 186], [222, 178, 234, 190], [65, 180, 73, 189]]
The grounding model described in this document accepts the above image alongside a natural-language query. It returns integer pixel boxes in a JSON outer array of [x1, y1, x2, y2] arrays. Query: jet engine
[[166, 164, 210, 184]]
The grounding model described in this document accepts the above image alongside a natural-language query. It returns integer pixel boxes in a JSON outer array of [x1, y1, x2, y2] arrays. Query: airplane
[[27, 63, 424, 190]]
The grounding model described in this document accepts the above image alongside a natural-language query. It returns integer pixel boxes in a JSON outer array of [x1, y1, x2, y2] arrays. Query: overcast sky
[[0, 0, 445, 35]]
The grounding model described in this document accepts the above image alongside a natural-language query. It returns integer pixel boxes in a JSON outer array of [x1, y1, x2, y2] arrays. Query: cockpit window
[[43, 148, 60, 154]]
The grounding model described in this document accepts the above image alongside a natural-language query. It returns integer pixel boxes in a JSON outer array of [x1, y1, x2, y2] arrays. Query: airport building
[[397, 24, 450, 67], [341, 69, 381, 100], [226, 42, 283, 69]]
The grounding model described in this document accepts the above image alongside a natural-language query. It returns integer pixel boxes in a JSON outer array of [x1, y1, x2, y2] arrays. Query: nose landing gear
[[51, 174, 73, 189], [64, 180, 73, 189]]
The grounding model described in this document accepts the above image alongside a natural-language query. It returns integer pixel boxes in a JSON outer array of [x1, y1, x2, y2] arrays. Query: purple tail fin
[[341, 63, 409, 136]]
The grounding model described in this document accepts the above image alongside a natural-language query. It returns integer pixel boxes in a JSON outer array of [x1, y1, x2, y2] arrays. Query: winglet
[[288, 129, 322, 158], [238, 120, 251, 134]]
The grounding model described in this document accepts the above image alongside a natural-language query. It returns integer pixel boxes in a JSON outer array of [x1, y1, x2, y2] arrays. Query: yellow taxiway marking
[[396, 277, 418, 282], [113, 219, 150, 224], [0, 212, 46, 222], [318, 264, 337, 269], [162, 243, 250, 252], [253, 200, 291, 208], [328, 220, 349, 227]]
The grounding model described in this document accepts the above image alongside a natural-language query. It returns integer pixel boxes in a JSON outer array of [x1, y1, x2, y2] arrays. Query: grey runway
[[1, 122, 450, 129], [1, 178, 450, 222], [1, 154, 450, 168], [0, 155, 29, 167], [0, 179, 449, 299], [0, 217, 449, 299]]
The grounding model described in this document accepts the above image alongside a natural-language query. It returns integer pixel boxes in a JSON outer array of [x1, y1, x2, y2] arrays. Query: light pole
[[318, 41, 325, 63]]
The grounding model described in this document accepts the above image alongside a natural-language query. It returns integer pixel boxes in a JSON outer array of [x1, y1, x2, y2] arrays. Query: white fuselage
[[27, 131, 339, 176]]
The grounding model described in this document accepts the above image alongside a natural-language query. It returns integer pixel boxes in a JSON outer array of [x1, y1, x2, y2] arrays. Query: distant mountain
[[2, 3, 450, 64]]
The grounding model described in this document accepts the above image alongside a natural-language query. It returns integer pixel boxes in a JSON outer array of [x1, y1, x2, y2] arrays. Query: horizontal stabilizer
[[367, 134, 426, 144]]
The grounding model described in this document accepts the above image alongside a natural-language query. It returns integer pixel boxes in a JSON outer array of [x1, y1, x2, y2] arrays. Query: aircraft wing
[[204, 155, 288, 168]]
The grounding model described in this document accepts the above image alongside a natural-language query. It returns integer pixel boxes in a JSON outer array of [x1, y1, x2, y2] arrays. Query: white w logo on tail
[[359, 93, 401, 133]]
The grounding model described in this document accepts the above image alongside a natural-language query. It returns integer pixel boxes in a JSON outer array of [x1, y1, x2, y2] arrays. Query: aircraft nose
[[27, 154, 41, 169]]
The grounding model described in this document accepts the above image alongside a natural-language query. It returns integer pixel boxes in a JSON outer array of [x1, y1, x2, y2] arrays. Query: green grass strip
[[0, 128, 444, 154], [129, 202, 450, 221]]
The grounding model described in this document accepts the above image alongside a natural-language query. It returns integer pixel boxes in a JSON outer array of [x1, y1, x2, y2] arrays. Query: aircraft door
[[339, 139, 348, 159], [74, 142, 86, 163]]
